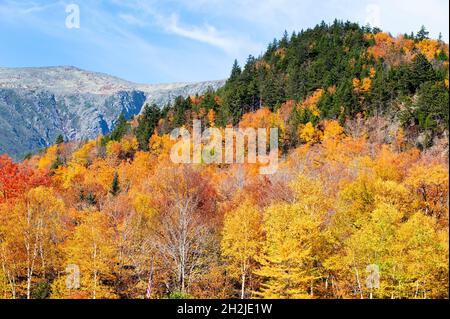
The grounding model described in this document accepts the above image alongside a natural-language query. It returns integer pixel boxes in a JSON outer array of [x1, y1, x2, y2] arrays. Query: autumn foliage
[[0, 112, 448, 299], [0, 22, 449, 300]]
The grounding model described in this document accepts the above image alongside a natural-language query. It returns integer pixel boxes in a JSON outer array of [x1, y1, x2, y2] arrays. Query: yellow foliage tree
[[221, 200, 263, 299], [52, 210, 117, 299], [394, 212, 449, 298], [298, 122, 320, 144], [360, 77, 372, 92], [0, 187, 65, 299], [38, 145, 59, 170], [405, 163, 449, 225], [345, 203, 403, 299], [298, 89, 323, 117], [256, 202, 320, 299], [72, 140, 97, 166]]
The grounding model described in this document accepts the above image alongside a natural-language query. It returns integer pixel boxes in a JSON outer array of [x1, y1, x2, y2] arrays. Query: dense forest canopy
[[0, 21, 449, 299], [154, 21, 448, 149]]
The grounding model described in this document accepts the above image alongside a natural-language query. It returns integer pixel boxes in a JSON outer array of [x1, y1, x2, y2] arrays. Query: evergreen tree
[[199, 88, 220, 112], [416, 25, 430, 41], [229, 59, 242, 81], [50, 155, 63, 170], [110, 113, 130, 141], [173, 96, 193, 127], [55, 134, 64, 145], [415, 81, 449, 131], [223, 60, 245, 124], [110, 172, 120, 196], [405, 53, 437, 93], [279, 30, 289, 48], [135, 104, 161, 151]]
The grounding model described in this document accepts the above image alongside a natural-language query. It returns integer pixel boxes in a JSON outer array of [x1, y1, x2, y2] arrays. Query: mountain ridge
[[0, 66, 225, 160]]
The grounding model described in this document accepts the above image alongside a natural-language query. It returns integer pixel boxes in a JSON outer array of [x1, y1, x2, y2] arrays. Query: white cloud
[[352, 0, 449, 40], [113, 1, 263, 56], [170, 0, 449, 40], [162, 14, 250, 55]]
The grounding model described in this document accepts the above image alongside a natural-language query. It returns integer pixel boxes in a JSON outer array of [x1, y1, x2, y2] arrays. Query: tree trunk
[[415, 280, 419, 299], [26, 273, 32, 299], [354, 267, 363, 299], [241, 271, 246, 299], [92, 241, 97, 299]]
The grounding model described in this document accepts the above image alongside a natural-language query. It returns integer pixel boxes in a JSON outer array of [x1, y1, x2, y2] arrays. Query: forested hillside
[[157, 21, 448, 150], [0, 21, 448, 299]]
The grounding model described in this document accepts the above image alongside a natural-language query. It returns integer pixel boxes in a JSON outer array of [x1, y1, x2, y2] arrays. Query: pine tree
[[229, 59, 242, 82], [109, 172, 119, 196], [416, 25, 430, 41], [173, 96, 193, 127], [415, 81, 449, 131], [55, 134, 64, 145], [109, 113, 130, 141], [279, 30, 289, 48], [223, 60, 245, 124], [136, 104, 161, 151], [406, 53, 437, 93], [50, 155, 63, 170]]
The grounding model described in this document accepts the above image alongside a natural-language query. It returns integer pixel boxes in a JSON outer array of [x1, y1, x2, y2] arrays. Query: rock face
[[0, 66, 225, 160]]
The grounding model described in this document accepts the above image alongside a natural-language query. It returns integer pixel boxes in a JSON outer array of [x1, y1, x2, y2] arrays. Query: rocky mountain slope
[[0, 66, 224, 160]]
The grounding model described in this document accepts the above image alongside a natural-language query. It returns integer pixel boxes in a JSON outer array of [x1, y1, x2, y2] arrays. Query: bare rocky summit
[[0, 66, 225, 160]]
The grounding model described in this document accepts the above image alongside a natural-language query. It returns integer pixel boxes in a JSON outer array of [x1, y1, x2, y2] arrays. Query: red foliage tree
[[0, 154, 51, 203]]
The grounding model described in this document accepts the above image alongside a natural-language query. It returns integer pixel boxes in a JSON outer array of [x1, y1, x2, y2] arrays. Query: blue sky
[[0, 0, 449, 84]]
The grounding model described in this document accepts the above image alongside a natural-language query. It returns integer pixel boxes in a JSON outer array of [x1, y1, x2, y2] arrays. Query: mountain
[[0, 66, 225, 160], [214, 22, 448, 146]]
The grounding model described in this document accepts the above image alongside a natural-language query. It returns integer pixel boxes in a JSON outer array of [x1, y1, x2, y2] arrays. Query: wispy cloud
[[115, 1, 262, 56], [0, 0, 61, 24], [0, 0, 49, 15], [0, 0, 185, 81], [163, 14, 260, 56], [167, 0, 449, 40]]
